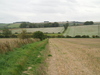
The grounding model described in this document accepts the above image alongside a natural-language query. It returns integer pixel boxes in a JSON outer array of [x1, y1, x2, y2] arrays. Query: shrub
[[95, 35, 99, 38], [75, 35, 81, 38], [82, 35, 89, 38], [92, 35, 95, 38], [18, 30, 30, 39], [33, 31, 46, 41], [15, 32, 18, 34], [92, 35, 99, 38], [86, 35, 90, 38], [48, 54, 52, 56]]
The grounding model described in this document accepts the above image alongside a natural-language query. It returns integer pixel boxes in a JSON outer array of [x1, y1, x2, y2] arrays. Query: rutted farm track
[[47, 38, 100, 75]]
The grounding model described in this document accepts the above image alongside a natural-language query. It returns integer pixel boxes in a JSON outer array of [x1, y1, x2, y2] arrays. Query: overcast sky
[[0, 0, 100, 23]]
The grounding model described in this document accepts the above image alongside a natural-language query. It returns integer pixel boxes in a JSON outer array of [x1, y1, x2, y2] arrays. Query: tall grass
[[0, 38, 39, 54], [0, 39, 48, 75]]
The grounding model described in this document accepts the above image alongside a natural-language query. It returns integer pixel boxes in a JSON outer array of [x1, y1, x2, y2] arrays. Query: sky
[[0, 0, 100, 23]]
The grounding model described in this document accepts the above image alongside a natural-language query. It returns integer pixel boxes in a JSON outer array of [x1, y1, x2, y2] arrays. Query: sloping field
[[48, 38, 100, 75], [8, 23, 21, 28], [64, 25, 100, 37], [11, 27, 64, 33]]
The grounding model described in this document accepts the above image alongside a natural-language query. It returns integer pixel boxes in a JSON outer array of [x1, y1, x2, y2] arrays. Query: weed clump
[[48, 54, 52, 57]]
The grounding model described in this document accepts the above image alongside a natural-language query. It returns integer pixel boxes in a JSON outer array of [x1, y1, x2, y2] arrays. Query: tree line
[[0, 28, 46, 41], [20, 22, 59, 28], [84, 21, 94, 25]]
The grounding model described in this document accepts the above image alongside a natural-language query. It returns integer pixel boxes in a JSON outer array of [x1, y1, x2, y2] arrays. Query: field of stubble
[[48, 38, 100, 75]]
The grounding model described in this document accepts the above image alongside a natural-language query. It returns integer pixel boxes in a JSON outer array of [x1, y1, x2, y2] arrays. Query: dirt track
[[47, 38, 100, 75]]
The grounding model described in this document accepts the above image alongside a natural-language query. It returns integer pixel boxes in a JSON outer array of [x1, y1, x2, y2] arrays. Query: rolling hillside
[[64, 25, 100, 37]]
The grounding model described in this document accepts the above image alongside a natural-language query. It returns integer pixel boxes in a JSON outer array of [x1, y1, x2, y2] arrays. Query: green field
[[64, 25, 100, 37], [11, 27, 64, 34], [8, 23, 21, 28], [0, 23, 21, 28]]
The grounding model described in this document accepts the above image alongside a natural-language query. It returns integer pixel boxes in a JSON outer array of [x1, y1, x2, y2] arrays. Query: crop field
[[11, 27, 64, 33], [48, 38, 100, 75], [64, 25, 100, 37]]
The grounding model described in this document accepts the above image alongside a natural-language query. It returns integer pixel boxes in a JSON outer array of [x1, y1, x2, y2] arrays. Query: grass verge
[[0, 39, 48, 75]]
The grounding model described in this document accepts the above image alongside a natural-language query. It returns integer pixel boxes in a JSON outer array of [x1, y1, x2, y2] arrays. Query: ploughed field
[[48, 38, 100, 75]]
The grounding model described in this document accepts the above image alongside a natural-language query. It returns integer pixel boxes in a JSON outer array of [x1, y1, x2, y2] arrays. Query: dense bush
[[82, 35, 90, 38], [66, 35, 72, 38], [92, 35, 99, 38], [18, 30, 30, 39], [75, 35, 81, 38], [86, 35, 90, 38], [33, 31, 46, 41]]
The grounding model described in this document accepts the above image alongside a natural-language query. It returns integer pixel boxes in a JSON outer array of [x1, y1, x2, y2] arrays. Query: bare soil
[[47, 38, 100, 75]]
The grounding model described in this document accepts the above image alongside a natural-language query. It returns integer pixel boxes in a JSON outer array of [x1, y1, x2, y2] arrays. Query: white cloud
[[0, 0, 100, 23]]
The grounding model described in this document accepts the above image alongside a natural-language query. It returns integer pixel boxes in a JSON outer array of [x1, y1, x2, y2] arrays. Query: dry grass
[[48, 38, 100, 75], [0, 38, 39, 54]]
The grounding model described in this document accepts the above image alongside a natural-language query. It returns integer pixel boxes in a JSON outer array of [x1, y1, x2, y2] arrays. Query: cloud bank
[[0, 0, 100, 23]]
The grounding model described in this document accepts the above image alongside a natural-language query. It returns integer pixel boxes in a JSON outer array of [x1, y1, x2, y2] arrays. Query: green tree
[[64, 22, 69, 30], [2, 28, 12, 38], [84, 21, 94, 25], [33, 31, 45, 41], [90, 21, 94, 25], [20, 22, 28, 28], [52, 22, 59, 27]]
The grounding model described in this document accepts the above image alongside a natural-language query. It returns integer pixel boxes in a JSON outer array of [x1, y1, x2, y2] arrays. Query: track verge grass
[[0, 39, 48, 75]]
